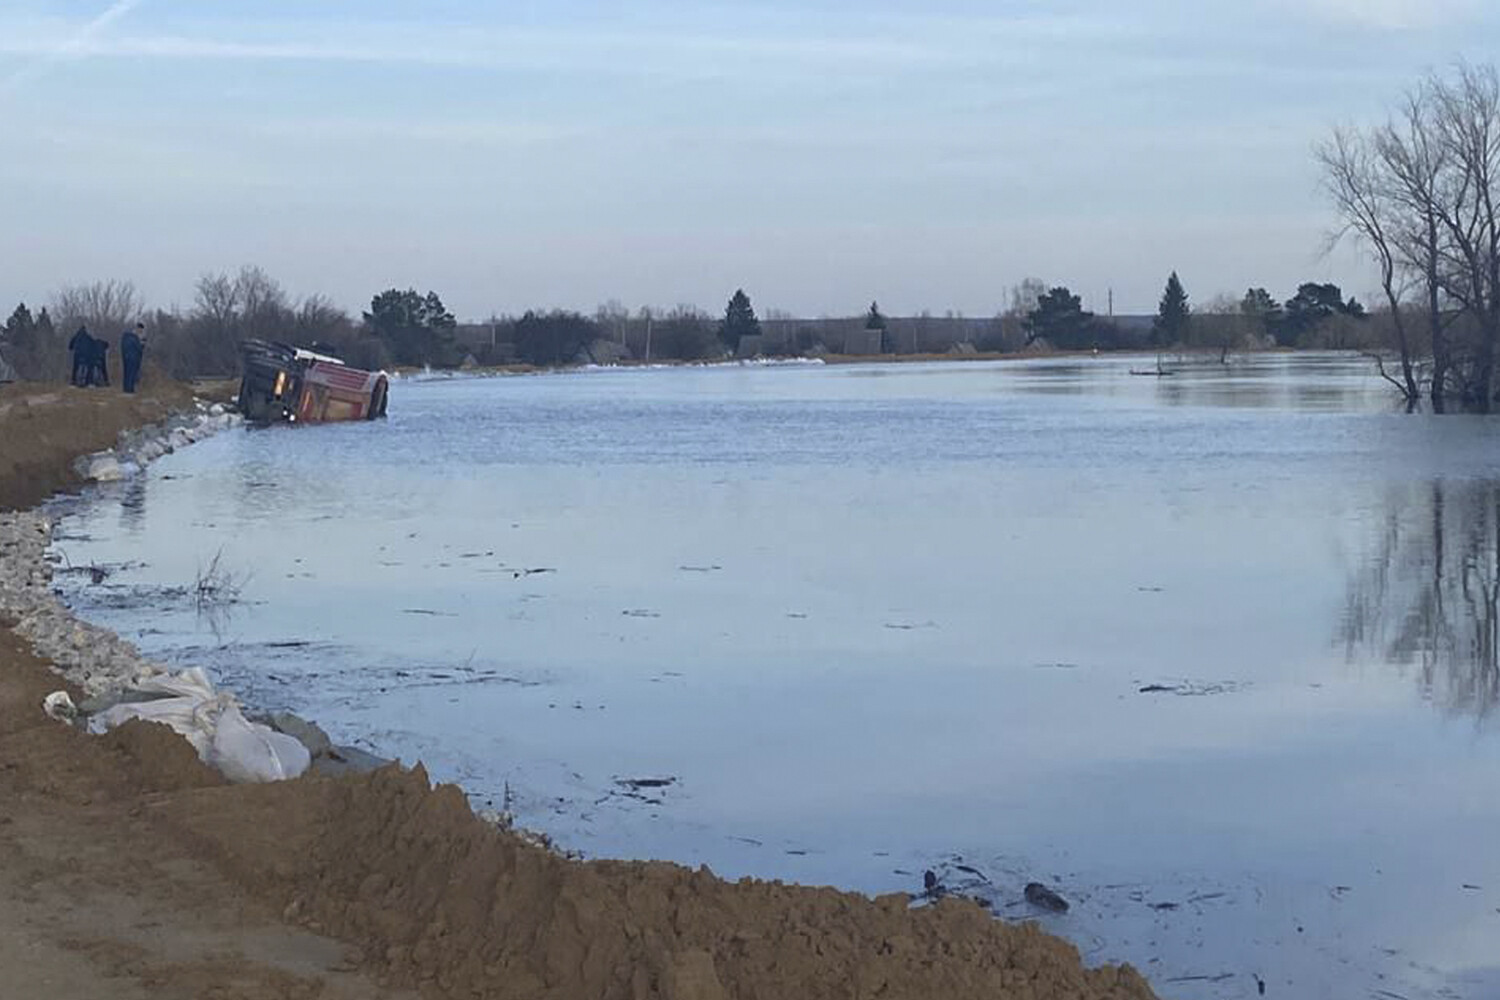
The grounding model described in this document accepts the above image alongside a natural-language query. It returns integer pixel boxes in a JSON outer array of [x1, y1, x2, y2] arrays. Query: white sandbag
[[132, 666, 217, 701], [79, 454, 124, 482], [90, 689, 225, 757], [42, 690, 77, 722], [86, 666, 309, 782], [209, 703, 311, 783]]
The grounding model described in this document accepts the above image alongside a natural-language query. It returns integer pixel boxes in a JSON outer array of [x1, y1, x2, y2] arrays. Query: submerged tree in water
[[1319, 61, 1500, 410]]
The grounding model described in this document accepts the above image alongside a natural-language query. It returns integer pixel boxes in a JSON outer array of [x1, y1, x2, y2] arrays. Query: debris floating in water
[[1024, 882, 1069, 913]]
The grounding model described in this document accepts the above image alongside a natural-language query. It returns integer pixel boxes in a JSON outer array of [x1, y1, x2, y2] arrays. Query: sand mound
[[102, 718, 227, 793], [159, 765, 1154, 1000]]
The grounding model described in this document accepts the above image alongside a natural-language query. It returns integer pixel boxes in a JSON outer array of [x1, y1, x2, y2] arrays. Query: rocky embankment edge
[[0, 390, 1160, 1000], [1, 402, 240, 694], [1, 401, 378, 777]]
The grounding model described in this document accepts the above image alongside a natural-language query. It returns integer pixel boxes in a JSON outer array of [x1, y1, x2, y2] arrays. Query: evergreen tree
[[33, 307, 54, 353], [1239, 287, 1281, 343], [1153, 272, 1190, 347], [1277, 282, 1364, 347], [364, 288, 458, 366], [3, 302, 38, 354], [1240, 287, 1279, 319], [719, 289, 760, 352], [865, 301, 891, 352], [1025, 286, 1097, 349], [513, 310, 597, 366]]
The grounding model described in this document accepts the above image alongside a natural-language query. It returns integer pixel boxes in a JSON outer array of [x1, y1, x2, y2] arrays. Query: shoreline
[[394, 344, 1305, 380], [0, 381, 1157, 999]]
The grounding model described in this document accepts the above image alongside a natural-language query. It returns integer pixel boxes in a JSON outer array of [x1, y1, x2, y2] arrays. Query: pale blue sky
[[3, 1, 1498, 320]]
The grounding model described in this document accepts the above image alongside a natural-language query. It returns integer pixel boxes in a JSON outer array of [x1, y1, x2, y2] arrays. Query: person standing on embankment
[[89, 336, 110, 387], [67, 326, 93, 386], [120, 323, 145, 393]]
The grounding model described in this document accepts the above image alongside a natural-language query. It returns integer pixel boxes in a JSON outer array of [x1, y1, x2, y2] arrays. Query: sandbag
[[91, 687, 224, 757], [132, 666, 218, 701], [88, 667, 309, 782], [209, 703, 311, 783]]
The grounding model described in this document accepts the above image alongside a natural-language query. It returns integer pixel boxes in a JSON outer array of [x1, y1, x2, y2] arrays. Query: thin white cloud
[[0, 0, 144, 95], [0, 7, 1158, 88], [0, 21, 948, 75], [1290, 0, 1482, 30]]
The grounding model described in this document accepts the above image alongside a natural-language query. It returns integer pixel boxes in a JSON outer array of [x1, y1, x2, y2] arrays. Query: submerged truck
[[237, 339, 389, 424]]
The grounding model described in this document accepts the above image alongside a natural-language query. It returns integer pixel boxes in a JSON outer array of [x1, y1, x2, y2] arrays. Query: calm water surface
[[53, 355, 1500, 999]]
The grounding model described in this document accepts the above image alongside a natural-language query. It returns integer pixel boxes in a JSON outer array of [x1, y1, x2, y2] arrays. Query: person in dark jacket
[[89, 336, 110, 387], [120, 322, 146, 393], [68, 326, 93, 386]]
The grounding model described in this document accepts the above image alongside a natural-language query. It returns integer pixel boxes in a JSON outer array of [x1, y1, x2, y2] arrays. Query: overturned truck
[[238, 340, 389, 424]]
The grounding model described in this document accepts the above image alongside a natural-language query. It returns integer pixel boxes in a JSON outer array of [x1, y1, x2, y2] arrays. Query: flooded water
[[51, 355, 1500, 999]]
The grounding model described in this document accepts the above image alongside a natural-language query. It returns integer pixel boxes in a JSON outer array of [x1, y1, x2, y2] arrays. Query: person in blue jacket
[[89, 335, 110, 387], [120, 322, 146, 393], [68, 326, 93, 385]]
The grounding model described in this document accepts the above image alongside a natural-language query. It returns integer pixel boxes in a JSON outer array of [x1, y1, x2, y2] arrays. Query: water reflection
[[1002, 354, 1394, 411], [119, 475, 147, 533], [1343, 479, 1500, 716]]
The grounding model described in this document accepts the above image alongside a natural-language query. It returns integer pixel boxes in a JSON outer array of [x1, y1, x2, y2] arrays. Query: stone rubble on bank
[[72, 401, 241, 484], [2, 401, 238, 694], [1, 508, 167, 695]]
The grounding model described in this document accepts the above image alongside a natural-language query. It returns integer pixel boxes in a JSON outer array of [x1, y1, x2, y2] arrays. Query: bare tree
[[1322, 61, 1500, 410], [1429, 62, 1500, 409], [1376, 88, 1454, 406], [194, 271, 239, 338], [1318, 127, 1420, 400], [1005, 278, 1048, 320], [295, 294, 353, 346], [1198, 293, 1253, 363], [595, 299, 629, 347], [51, 279, 141, 335], [233, 265, 290, 342]]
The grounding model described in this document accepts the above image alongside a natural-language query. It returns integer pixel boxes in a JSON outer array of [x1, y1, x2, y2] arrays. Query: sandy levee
[[0, 379, 1158, 1000]]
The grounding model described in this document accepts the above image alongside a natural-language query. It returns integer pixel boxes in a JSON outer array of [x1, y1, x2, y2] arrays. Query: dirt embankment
[[0, 382, 1158, 1000], [0, 380, 196, 510]]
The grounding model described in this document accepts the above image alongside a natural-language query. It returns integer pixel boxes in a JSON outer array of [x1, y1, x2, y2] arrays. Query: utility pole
[[1108, 288, 1114, 320]]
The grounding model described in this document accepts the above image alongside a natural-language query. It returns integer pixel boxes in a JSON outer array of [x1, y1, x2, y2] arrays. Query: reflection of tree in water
[[119, 475, 147, 533], [1342, 479, 1499, 716]]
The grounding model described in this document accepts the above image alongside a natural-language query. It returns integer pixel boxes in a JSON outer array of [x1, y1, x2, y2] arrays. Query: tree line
[[0, 274, 781, 380], [1, 269, 383, 382], [0, 269, 1398, 385]]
